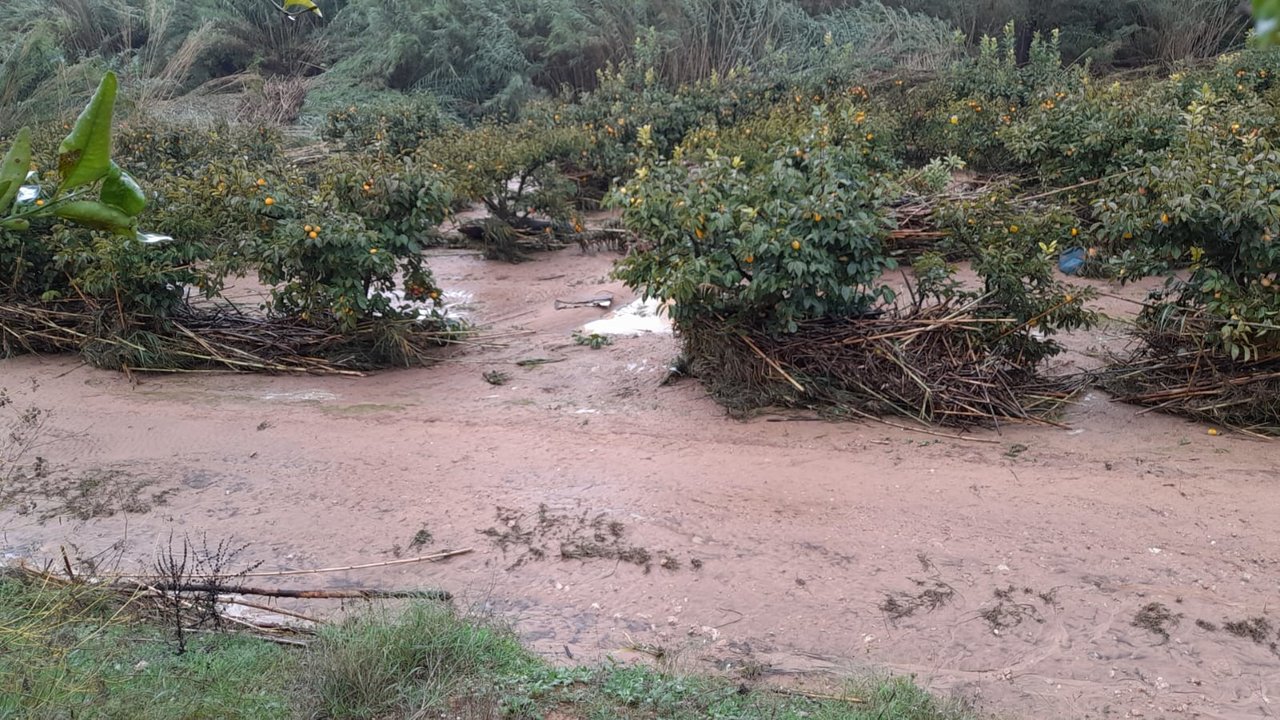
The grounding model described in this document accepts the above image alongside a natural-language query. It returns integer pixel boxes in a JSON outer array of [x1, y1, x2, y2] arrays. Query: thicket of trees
[[0, 0, 1254, 132]]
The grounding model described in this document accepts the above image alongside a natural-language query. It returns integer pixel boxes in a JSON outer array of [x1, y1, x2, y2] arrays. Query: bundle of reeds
[[1100, 313, 1280, 436], [683, 295, 1084, 430], [0, 299, 464, 374]]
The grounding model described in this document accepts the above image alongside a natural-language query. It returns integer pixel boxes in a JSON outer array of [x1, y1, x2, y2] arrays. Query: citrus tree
[[612, 122, 897, 334]]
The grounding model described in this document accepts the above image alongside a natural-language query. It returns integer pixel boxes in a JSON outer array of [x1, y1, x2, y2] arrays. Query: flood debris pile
[[1100, 311, 1280, 436], [682, 299, 1089, 429], [0, 301, 462, 374]]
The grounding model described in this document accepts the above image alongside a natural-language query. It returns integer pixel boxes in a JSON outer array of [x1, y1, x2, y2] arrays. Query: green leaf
[[100, 162, 146, 216], [283, 0, 323, 17], [0, 126, 32, 213], [56, 72, 118, 193], [52, 199, 136, 234], [0, 218, 29, 231]]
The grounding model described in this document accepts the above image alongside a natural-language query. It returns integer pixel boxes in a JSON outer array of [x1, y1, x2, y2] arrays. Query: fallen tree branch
[[150, 582, 451, 601]]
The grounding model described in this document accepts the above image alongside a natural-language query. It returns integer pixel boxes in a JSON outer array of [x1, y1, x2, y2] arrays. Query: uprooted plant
[[150, 532, 262, 654]]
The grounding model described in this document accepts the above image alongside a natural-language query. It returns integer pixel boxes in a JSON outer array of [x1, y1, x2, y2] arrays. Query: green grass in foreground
[[0, 574, 977, 720]]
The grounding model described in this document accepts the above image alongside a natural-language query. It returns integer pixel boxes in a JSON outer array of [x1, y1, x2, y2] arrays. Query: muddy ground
[[2, 247, 1278, 720]]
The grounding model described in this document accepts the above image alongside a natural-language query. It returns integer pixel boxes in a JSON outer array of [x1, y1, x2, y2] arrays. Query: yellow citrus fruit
[[745, 255, 754, 264], [1009, 225, 1019, 234], [35, 199, 44, 206], [304, 225, 313, 232], [370, 248, 378, 254], [429, 291, 439, 300], [1207, 428, 1220, 436], [1064, 294, 1074, 303], [256, 178, 266, 186], [791, 240, 801, 251], [949, 115, 959, 125], [308, 231, 318, 239], [1070, 227, 1079, 237], [264, 197, 274, 206]]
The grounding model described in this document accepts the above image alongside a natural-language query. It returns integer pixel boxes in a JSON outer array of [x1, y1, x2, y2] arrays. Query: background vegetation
[[0, 0, 1253, 135]]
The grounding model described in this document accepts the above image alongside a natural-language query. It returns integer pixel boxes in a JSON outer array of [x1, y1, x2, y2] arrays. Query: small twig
[[1015, 169, 1137, 203], [237, 548, 473, 577], [60, 546, 75, 582]]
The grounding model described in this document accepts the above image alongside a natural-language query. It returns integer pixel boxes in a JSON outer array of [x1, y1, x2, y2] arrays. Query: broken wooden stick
[[238, 548, 473, 578], [150, 582, 451, 601]]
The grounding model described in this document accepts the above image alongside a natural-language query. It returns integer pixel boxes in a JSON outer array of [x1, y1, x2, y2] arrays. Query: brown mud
[[2, 248, 1278, 719]]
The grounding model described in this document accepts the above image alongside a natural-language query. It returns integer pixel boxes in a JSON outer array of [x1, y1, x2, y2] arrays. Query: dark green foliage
[[613, 117, 899, 334], [325, 0, 956, 117], [886, 0, 1246, 66], [321, 92, 457, 157]]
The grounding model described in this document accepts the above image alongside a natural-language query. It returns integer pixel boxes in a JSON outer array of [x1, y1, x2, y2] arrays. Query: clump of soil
[[1195, 619, 1218, 632], [980, 586, 1051, 632], [880, 578, 956, 622], [480, 504, 683, 572], [1132, 602, 1181, 644]]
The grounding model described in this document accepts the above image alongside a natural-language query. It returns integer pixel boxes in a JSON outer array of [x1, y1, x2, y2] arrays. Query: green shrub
[[681, 93, 900, 174], [320, 154, 452, 248], [419, 119, 588, 225], [1093, 84, 1280, 359], [110, 117, 451, 329], [898, 24, 1082, 170], [1001, 78, 1182, 184], [321, 93, 457, 158], [613, 121, 897, 334], [928, 192, 1098, 362]]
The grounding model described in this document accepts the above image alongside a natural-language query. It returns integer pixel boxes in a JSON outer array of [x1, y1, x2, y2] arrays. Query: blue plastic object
[[1058, 247, 1086, 275]]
